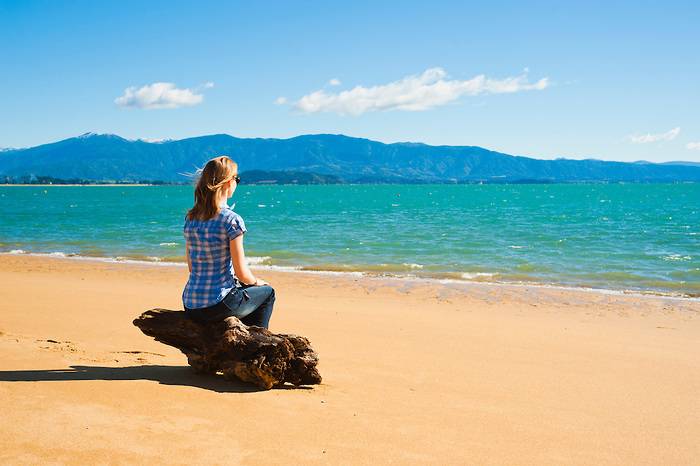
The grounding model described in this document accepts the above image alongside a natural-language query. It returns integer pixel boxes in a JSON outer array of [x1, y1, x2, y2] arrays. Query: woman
[[182, 156, 275, 329]]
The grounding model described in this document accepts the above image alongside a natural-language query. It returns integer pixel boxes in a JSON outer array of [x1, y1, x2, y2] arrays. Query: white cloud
[[115, 82, 212, 109], [328, 78, 341, 86], [627, 127, 681, 144], [274, 96, 288, 105], [687, 142, 700, 150], [285, 68, 549, 116]]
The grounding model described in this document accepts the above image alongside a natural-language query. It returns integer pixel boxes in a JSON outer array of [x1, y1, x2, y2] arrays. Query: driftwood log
[[133, 309, 321, 389]]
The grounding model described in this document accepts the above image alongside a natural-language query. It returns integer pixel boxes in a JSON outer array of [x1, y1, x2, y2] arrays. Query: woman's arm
[[185, 241, 192, 273], [230, 234, 268, 285]]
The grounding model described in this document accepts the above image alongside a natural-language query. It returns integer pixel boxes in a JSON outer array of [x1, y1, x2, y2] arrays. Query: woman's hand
[[255, 278, 270, 286]]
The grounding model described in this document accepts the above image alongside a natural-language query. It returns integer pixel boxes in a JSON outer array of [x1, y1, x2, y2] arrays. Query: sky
[[1, 0, 698, 162]]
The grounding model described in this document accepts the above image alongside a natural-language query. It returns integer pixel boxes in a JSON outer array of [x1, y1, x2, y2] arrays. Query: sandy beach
[[0, 254, 698, 465]]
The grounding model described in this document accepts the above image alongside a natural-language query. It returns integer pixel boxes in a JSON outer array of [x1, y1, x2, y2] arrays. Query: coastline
[[1, 254, 699, 464], [1, 250, 698, 302], [0, 183, 156, 187]]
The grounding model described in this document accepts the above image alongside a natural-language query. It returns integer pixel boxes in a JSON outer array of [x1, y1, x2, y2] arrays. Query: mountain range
[[1, 132, 699, 184]]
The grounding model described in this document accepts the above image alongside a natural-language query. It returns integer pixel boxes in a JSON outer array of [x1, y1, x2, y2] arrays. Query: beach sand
[[0, 254, 698, 465]]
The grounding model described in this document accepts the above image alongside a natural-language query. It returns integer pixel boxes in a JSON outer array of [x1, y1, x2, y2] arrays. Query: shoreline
[[2, 250, 698, 303], [0, 183, 156, 187], [2, 182, 699, 186]]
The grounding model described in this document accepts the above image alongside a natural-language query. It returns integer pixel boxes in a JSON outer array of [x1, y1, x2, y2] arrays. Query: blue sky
[[1, 0, 698, 162]]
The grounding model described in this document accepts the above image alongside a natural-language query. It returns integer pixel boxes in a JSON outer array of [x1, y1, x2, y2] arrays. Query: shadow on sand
[[0, 365, 312, 393]]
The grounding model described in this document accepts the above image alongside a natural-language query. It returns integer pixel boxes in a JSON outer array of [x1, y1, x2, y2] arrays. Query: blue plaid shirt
[[182, 205, 247, 309]]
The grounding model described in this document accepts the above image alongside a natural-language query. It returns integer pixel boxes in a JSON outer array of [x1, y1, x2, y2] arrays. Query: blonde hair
[[187, 156, 238, 221]]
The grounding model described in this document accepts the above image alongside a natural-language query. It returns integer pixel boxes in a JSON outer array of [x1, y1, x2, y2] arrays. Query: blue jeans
[[185, 285, 275, 329]]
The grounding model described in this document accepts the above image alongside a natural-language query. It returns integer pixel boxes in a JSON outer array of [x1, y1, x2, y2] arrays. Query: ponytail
[[187, 156, 238, 221]]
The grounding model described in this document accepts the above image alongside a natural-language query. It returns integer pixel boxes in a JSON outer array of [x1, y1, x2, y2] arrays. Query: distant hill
[[661, 161, 700, 167], [240, 170, 344, 185], [1, 132, 699, 183]]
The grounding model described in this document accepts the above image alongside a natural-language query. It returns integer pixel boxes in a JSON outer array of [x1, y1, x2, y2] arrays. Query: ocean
[[1, 183, 698, 297]]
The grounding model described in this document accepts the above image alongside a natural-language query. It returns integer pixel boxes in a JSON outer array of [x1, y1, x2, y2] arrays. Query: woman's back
[[182, 155, 274, 329], [182, 206, 246, 309]]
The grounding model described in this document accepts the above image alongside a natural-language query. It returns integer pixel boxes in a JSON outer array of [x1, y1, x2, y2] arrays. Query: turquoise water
[[1, 184, 698, 296]]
